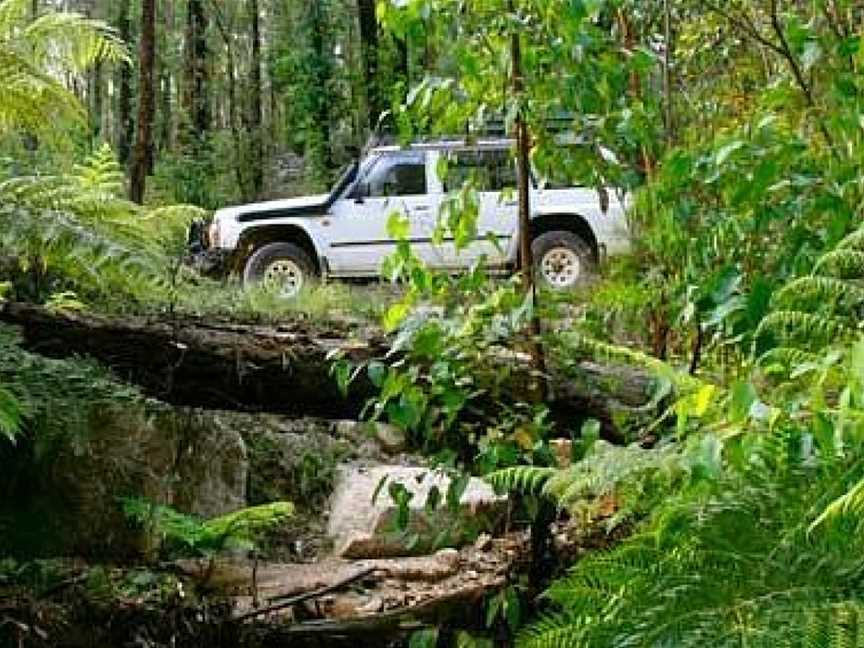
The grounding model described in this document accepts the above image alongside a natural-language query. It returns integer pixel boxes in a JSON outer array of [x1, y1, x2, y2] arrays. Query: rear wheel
[[531, 231, 595, 290], [243, 242, 317, 298]]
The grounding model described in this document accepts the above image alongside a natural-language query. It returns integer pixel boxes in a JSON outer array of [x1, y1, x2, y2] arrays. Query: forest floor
[[0, 283, 641, 647]]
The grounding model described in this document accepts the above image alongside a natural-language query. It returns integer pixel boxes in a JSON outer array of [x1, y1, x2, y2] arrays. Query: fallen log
[[0, 302, 658, 433], [0, 301, 385, 418]]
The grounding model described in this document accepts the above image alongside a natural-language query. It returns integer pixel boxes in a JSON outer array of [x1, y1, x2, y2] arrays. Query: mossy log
[[0, 302, 656, 431], [0, 301, 385, 418]]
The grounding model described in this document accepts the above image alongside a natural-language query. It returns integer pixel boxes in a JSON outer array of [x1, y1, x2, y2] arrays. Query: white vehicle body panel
[[209, 140, 631, 278]]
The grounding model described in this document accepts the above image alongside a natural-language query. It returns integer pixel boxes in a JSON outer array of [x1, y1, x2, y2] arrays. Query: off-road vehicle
[[197, 138, 630, 297]]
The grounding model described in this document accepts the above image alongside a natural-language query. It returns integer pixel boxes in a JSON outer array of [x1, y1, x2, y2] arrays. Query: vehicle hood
[[219, 194, 331, 223]]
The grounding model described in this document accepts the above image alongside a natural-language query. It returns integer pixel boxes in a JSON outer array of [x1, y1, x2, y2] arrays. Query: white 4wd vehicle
[[205, 139, 630, 297]]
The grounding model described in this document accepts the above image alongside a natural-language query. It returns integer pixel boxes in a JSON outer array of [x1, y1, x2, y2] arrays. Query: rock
[[373, 423, 407, 454], [173, 413, 248, 519], [328, 465, 508, 559], [474, 533, 493, 551], [8, 405, 249, 559], [334, 420, 407, 454]]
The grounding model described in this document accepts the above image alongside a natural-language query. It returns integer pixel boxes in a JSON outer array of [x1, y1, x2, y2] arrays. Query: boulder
[[328, 465, 508, 559], [334, 420, 407, 455], [4, 405, 250, 559], [173, 412, 248, 519]]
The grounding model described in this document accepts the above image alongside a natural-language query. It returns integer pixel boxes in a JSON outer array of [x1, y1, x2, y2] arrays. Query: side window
[[365, 153, 427, 197], [443, 149, 517, 192]]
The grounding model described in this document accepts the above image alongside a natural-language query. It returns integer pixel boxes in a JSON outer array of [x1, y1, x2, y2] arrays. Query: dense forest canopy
[[3, 0, 864, 647]]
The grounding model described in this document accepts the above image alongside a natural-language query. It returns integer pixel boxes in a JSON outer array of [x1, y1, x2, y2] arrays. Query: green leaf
[[387, 211, 411, 240], [729, 381, 757, 423], [409, 629, 439, 648]]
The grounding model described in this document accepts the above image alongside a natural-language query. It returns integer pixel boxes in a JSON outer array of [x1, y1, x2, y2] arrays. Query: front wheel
[[243, 242, 317, 298], [532, 231, 596, 290]]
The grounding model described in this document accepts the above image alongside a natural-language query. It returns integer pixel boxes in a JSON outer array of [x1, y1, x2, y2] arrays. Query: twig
[[232, 567, 377, 623]]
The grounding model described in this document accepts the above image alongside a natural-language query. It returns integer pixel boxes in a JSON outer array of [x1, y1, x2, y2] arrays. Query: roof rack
[[361, 112, 578, 156]]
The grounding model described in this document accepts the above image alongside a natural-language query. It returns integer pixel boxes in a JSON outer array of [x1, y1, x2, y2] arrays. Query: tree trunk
[[510, 4, 547, 396], [209, 0, 249, 199], [308, 0, 333, 175], [357, 0, 381, 130], [115, 0, 134, 166], [184, 0, 210, 142], [248, 0, 264, 195], [129, 0, 156, 204], [91, 58, 103, 143], [158, 0, 175, 154]]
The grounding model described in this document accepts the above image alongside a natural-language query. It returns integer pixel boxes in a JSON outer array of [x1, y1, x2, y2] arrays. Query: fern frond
[[556, 331, 700, 392], [774, 276, 864, 310], [756, 311, 855, 347], [809, 477, 864, 532], [0, 0, 129, 138], [756, 346, 823, 370], [836, 226, 864, 252], [815, 250, 864, 279], [24, 12, 128, 71], [487, 465, 556, 495], [0, 385, 21, 442]]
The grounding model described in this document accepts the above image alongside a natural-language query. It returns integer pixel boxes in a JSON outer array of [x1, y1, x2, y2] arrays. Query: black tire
[[531, 231, 596, 290], [242, 242, 317, 297]]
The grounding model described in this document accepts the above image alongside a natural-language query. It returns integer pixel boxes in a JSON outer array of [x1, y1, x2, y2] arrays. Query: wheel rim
[[540, 247, 581, 289], [263, 259, 304, 298]]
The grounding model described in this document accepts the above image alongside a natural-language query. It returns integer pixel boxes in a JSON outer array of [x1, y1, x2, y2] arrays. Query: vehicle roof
[[369, 138, 515, 154]]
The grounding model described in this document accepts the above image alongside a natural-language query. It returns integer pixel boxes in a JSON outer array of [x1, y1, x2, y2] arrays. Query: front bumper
[[185, 219, 232, 278]]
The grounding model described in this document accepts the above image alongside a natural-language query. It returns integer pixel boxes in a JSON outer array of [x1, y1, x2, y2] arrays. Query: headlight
[[208, 221, 221, 249]]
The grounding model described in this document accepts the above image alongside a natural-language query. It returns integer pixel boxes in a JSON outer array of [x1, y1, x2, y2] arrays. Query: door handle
[[411, 205, 431, 214]]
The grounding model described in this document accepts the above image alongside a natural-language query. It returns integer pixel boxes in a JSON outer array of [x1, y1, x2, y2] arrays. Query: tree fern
[[0, 0, 126, 138], [1, 144, 207, 304]]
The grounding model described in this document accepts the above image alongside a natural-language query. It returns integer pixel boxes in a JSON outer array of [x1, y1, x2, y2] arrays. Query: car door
[[437, 148, 517, 269], [326, 151, 433, 276]]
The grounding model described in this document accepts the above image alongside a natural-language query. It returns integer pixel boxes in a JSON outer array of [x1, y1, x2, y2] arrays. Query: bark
[[0, 302, 384, 418], [357, 0, 381, 130], [158, 0, 175, 153], [510, 4, 547, 399], [248, 0, 264, 195], [115, 0, 134, 165], [129, 0, 156, 204]]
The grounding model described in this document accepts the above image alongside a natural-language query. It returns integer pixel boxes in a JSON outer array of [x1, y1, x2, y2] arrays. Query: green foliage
[[0, 0, 126, 140], [0, 324, 142, 453], [756, 221, 864, 365], [121, 499, 294, 557], [0, 144, 207, 305], [519, 464, 864, 648], [0, 384, 21, 442]]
